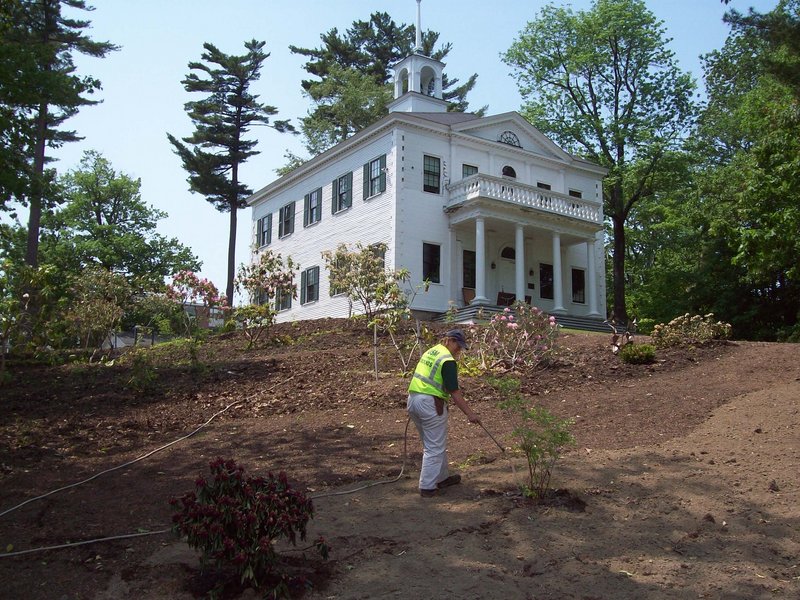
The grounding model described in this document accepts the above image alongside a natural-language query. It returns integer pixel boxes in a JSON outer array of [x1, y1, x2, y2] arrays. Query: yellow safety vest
[[408, 344, 455, 400]]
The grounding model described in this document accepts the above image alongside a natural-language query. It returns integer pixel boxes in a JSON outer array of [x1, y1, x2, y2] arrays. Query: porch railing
[[445, 174, 602, 224]]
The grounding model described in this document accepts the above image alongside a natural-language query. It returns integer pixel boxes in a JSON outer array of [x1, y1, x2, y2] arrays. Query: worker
[[407, 329, 481, 497]]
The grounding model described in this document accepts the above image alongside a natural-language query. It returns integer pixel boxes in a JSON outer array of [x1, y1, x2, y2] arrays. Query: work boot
[[437, 474, 461, 489], [420, 488, 439, 498]]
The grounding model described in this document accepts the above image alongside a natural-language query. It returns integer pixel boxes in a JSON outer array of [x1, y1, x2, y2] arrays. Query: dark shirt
[[441, 360, 459, 393]]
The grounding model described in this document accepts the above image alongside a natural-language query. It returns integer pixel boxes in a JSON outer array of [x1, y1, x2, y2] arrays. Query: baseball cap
[[445, 329, 469, 350]]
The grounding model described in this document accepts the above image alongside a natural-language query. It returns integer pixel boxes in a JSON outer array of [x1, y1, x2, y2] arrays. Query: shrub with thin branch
[[469, 303, 559, 372]]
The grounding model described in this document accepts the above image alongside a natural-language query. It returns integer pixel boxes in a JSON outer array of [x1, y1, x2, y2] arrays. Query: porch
[[444, 174, 605, 319]]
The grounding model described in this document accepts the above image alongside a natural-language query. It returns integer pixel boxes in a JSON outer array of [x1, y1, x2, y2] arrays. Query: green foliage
[[651, 314, 732, 348], [167, 39, 294, 305], [491, 377, 576, 501], [469, 304, 559, 372], [170, 458, 328, 598], [41, 151, 200, 290], [6, 0, 118, 267], [297, 64, 392, 156], [123, 346, 157, 393], [122, 293, 183, 335], [63, 266, 131, 359], [0, 258, 65, 358], [635, 318, 655, 336], [503, 0, 696, 321], [619, 343, 656, 364], [232, 304, 273, 350]]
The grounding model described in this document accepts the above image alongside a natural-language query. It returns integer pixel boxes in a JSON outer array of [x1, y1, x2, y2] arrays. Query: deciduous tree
[[41, 151, 200, 291], [503, 0, 696, 322]]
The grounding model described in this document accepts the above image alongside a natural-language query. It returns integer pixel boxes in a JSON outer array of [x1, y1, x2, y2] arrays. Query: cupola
[[388, 0, 448, 113]]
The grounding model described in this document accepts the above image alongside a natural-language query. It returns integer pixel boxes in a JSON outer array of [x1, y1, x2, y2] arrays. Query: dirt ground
[[0, 318, 798, 599]]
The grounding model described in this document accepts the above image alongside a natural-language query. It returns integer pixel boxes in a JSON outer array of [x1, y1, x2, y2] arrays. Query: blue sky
[[42, 0, 777, 301]]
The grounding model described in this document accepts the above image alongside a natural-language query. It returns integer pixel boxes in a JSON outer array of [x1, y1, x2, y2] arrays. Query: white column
[[515, 224, 526, 303], [473, 217, 489, 304], [449, 228, 458, 306], [587, 238, 600, 316], [552, 232, 565, 313]]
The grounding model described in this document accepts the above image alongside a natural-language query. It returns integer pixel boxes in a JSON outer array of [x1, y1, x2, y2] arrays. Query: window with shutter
[[304, 188, 322, 227], [363, 154, 386, 199], [279, 202, 295, 237], [333, 172, 352, 213]]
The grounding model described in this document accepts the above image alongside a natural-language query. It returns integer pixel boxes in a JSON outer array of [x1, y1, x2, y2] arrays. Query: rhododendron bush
[[166, 270, 227, 337], [170, 458, 328, 598], [469, 304, 559, 371]]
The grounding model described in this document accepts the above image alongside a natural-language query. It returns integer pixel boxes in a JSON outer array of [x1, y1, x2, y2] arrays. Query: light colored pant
[[407, 392, 449, 490]]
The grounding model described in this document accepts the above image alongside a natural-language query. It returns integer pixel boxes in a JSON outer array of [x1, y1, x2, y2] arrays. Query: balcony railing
[[445, 174, 602, 224]]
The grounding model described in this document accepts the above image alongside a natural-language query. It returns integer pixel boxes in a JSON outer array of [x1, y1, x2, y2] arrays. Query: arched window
[[500, 246, 516, 260], [502, 165, 517, 178], [420, 66, 436, 97]]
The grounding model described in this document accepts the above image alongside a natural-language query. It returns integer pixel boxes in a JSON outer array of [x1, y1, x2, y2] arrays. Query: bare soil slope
[[1, 320, 798, 599]]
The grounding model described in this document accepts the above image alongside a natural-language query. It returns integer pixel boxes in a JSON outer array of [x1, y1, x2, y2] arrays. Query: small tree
[[166, 270, 226, 339], [170, 458, 328, 598], [0, 261, 33, 383], [490, 376, 576, 501], [323, 242, 421, 377], [234, 250, 297, 349]]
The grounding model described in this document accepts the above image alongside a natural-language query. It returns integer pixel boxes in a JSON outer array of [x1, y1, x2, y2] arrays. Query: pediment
[[451, 112, 572, 163]]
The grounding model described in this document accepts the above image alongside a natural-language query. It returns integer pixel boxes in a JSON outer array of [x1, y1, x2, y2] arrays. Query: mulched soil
[[0, 318, 798, 599]]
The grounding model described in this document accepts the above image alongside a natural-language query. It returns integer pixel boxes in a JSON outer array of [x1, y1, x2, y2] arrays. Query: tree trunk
[[25, 102, 49, 268], [612, 213, 628, 323], [226, 201, 237, 307]]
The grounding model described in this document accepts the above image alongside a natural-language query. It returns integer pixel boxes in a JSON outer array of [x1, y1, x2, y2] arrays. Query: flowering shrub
[[651, 313, 732, 348], [166, 271, 227, 338], [170, 458, 328, 598], [469, 304, 559, 372], [234, 251, 297, 349], [490, 376, 575, 501]]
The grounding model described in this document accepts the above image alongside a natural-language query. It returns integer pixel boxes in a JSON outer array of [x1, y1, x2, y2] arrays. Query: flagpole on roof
[[415, 0, 423, 52]]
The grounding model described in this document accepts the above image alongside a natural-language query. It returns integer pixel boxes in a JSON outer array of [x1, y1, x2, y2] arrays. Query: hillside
[[1, 319, 798, 599]]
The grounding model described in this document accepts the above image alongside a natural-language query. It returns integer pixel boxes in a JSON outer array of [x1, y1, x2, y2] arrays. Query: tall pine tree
[[168, 40, 294, 307], [289, 11, 483, 157], [11, 0, 117, 268]]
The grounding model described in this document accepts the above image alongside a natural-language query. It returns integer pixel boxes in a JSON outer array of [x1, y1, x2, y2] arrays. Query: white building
[[246, 9, 607, 325]]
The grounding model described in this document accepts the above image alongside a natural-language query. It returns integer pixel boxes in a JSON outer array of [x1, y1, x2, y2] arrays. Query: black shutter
[[379, 155, 386, 192], [345, 172, 352, 208], [300, 270, 307, 304], [332, 178, 338, 213]]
